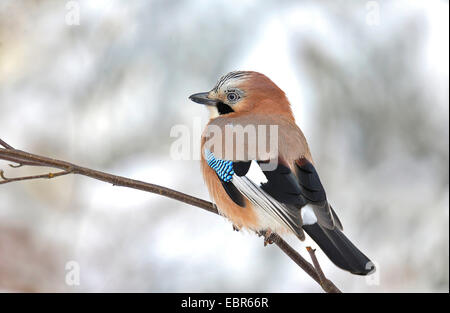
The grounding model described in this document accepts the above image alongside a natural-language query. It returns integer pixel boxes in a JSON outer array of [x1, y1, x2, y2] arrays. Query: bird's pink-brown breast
[[200, 135, 259, 230]]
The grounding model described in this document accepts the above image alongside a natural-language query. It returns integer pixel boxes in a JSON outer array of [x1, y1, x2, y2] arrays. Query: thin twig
[[0, 138, 14, 149], [0, 138, 341, 292], [307, 246, 341, 293], [0, 155, 49, 168], [0, 169, 73, 185], [1, 139, 47, 167]]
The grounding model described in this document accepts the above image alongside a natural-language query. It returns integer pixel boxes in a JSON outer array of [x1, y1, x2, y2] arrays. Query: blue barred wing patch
[[205, 149, 234, 182]]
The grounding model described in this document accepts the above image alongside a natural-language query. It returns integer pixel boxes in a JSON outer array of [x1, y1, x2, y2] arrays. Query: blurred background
[[0, 0, 448, 292]]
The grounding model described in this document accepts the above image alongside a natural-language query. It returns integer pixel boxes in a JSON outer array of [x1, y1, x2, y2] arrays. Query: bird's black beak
[[189, 92, 218, 106]]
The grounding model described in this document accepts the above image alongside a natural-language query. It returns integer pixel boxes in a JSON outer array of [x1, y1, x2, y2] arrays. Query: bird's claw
[[258, 229, 274, 246]]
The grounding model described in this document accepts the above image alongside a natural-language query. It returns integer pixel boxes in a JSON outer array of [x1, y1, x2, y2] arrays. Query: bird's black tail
[[302, 223, 375, 275]]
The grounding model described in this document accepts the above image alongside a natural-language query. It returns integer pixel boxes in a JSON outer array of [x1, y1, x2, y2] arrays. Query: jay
[[189, 71, 375, 275]]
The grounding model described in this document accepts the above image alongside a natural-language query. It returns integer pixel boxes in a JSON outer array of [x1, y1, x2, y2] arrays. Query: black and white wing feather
[[232, 160, 306, 238], [205, 149, 339, 239]]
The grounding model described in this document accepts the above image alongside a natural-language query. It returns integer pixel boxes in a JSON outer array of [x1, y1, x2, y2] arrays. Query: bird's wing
[[232, 160, 306, 238], [204, 148, 304, 236], [203, 113, 341, 234], [205, 149, 341, 239], [241, 157, 340, 231], [294, 158, 342, 230]]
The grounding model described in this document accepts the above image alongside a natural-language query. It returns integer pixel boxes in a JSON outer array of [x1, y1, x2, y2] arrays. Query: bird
[[189, 71, 375, 275]]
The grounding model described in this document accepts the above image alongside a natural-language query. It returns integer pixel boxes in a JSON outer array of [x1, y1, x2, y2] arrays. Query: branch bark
[[307, 247, 341, 293], [0, 139, 341, 293]]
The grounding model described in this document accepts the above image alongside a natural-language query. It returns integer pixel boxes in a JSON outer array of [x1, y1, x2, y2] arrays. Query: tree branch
[[0, 138, 14, 149], [0, 138, 341, 293], [307, 246, 341, 293]]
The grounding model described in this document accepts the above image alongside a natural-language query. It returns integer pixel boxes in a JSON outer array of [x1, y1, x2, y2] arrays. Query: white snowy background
[[0, 0, 448, 292]]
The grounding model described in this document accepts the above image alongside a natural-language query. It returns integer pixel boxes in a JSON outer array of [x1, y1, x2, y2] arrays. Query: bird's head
[[189, 71, 293, 119]]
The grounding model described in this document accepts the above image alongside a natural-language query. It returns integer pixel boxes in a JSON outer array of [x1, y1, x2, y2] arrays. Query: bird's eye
[[226, 92, 239, 103]]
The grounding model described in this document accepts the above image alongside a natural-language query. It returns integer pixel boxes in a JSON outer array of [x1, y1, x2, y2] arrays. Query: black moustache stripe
[[217, 102, 234, 115]]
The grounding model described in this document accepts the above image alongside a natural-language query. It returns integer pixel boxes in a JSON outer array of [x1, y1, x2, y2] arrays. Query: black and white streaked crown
[[212, 71, 252, 93]]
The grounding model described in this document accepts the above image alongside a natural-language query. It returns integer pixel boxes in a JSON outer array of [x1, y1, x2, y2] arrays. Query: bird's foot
[[232, 224, 241, 232], [258, 229, 274, 246]]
